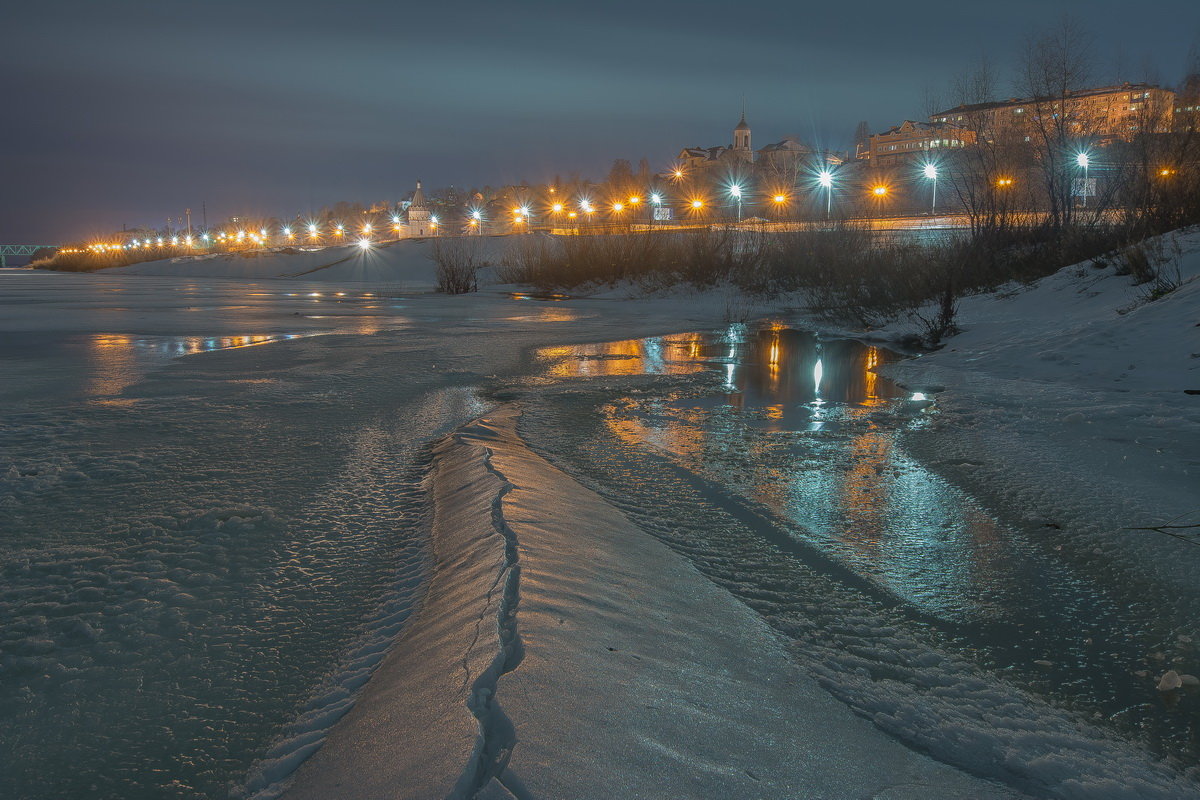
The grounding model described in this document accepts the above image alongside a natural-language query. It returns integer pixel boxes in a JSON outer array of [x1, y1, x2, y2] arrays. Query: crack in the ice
[[450, 431, 526, 800]]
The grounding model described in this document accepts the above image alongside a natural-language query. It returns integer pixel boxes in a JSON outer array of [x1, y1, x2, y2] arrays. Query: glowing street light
[[922, 163, 939, 215], [728, 183, 743, 221], [362, 223, 373, 235], [872, 185, 888, 197], [612, 202, 625, 212], [1076, 151, 1091, 208], [817, 169, 834, 217], [357, 239, 372, 250]]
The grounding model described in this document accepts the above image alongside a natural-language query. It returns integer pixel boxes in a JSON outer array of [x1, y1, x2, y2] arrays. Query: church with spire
[[674, 109, 824, 176], [677, 110, 755, 173]]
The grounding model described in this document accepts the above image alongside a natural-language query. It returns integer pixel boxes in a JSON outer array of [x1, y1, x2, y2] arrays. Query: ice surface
[[283, 407, 1021, 799], [0, 268, 785, 798], [5, 228, 1198, 799]]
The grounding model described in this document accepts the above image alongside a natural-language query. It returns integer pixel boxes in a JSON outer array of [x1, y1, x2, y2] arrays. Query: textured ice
[[0, 269, 777, 798]]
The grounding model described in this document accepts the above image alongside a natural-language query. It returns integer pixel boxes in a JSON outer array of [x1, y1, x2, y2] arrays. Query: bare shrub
[[431, 237, 482, 294], [497, 234, 564, 285]]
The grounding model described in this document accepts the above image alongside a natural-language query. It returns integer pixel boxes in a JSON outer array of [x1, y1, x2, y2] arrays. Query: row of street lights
[[80, 150, 1124, 254]]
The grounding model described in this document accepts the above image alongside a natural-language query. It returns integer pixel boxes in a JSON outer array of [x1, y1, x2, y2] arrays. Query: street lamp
[[922, 163, 939, 215], [728, 184, 743, 222], [1076, 151, 1091, 209], [817, 169, 834, 218]]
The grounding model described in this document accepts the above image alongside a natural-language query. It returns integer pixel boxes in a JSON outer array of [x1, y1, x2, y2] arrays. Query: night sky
[[3, 0, 1197, 243]]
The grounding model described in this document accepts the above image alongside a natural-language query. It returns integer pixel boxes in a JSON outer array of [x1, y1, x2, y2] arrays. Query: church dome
[[734, 115, 750, 131]]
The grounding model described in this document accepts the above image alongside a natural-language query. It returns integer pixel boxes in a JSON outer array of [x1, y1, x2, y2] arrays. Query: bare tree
[[1016, 16, 1094, 229], [951, 54, 997, 107]]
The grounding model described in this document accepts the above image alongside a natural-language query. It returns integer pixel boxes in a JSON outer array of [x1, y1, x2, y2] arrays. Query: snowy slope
[[879, 228, 1200, 588]]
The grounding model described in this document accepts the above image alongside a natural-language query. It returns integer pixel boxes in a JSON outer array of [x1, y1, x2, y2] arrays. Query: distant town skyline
[[3, 0, 1198, 242]]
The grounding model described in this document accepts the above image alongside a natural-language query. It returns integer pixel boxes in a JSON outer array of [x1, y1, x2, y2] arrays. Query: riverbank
[[875, 226, 1199, 590]]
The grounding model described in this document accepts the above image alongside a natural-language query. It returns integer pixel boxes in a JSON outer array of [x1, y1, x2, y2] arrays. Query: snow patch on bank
[[871, 228, 1199, 579]]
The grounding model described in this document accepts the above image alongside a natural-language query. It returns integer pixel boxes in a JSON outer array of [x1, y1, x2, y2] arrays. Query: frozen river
[[1, 269, 1196, 798]]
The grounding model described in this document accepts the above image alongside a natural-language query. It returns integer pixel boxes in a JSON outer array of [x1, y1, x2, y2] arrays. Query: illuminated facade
[[858, 120, 976, 161], [930, 82, 1176, 142]]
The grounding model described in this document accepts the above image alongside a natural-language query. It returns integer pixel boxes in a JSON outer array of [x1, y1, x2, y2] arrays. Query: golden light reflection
[[82, 332, 319, 398], [862, 346, 884, 406], [86, 333, 139, 397], [503, 308, 581, 323], [539, 334, 711, 379]]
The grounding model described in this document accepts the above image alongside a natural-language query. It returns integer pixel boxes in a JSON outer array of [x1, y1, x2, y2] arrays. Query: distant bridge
[[0, 244, 58, 267]]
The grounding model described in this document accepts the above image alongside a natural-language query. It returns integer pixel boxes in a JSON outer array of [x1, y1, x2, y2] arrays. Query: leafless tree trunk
[[1016, 16, 1094, 230]]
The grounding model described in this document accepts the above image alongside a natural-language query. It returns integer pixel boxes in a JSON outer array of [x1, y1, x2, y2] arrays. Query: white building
[[404, 181, 434, 237]]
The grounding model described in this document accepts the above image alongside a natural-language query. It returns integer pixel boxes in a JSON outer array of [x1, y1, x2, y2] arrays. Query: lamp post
[[650, 192, 662, 230], [818, 169, 833, 219], [1076, 151, 1091, 209], [729, 184, 743, 222], [923, 163, 938, 216]]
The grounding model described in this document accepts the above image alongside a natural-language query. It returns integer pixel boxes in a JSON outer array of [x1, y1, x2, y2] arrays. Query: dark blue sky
[[3, 0, 1197, 242]]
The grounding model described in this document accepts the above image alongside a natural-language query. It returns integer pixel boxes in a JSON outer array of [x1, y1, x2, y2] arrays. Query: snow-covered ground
[[874, 229, 1199, 591]]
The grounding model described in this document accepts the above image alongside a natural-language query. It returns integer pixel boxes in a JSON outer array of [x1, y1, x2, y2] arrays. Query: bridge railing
[[0, 245, 58, 267]]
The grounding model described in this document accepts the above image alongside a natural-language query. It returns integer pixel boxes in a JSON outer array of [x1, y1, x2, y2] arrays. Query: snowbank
[[879, 228, 1200, 588]]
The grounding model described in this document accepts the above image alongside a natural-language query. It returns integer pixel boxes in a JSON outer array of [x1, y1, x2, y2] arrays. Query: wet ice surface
[[519, 325, 1200, 796], [4, 267, 1197, 798], [0, 272, 581, 799]]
